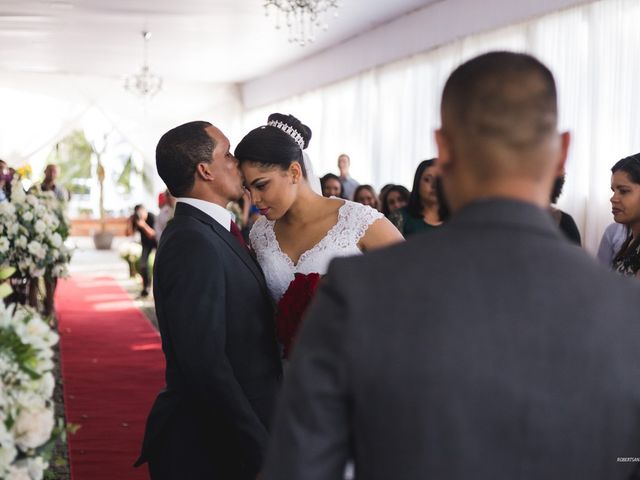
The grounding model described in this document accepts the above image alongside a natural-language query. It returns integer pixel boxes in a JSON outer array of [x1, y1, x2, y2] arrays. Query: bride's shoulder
[[339, 199, 384, 223], [248, 215, 272, 246]]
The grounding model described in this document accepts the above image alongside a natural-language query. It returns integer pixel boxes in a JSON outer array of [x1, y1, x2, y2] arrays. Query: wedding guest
[[353, 184, 379, 210], [320, 173, 344, 198], [337, 153, 359, 200], [264, 51, 640, 480], [380, 185, 410, 217], [0, 159, 10, 202], [610, 153, 640, 276], [126, 204, 157, 297], [549, 175, 581, 245], [155, 189, 175, 243], [378, 183, 394, 208], [596, 222, 627, 267], [390, 159, 442, 236], [26, 163, 69, 315], [40, 164, 70, 202]]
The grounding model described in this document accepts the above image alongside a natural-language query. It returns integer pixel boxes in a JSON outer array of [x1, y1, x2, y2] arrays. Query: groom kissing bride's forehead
[[136, 120, 282, 480]]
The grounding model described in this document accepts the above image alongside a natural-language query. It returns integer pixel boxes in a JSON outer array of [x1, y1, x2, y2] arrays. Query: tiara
[[267, 119, 305, 150]]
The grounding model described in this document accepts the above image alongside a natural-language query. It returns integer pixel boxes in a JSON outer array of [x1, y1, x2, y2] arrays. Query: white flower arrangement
[[118, 241, 143, 262], [0, 179, 72, 279], [0, 300, 59, 479]]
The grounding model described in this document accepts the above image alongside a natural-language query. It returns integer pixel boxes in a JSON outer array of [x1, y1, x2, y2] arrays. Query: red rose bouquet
[[276, 272, 321, 358]]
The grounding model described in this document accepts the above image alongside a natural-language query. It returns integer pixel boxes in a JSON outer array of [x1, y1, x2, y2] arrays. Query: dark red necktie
[[230, 221, 249, 251]]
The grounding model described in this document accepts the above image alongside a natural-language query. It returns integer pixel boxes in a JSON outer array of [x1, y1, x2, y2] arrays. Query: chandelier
[[124, 31, 163, 99], [264, 0, 342, 46]]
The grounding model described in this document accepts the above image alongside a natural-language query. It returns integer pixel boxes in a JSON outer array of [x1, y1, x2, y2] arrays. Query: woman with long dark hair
[[390, 159, 441, 237], [380, 184, 410, 217], [610, 153, 640, 276]]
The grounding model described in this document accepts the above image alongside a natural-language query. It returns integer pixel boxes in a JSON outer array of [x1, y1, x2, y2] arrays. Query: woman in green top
[[391, 159, 442, 237]]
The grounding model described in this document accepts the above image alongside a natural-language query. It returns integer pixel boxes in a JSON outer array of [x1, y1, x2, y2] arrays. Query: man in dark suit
[[263, 52, 640, 479], [136, 121, 282, 479]]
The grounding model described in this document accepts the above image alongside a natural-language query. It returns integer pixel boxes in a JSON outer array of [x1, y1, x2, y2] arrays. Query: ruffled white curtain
[[243, 0, 640, 253]]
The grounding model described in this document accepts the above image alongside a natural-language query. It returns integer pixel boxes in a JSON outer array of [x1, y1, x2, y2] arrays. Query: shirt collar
[[175, 197, 232, 231]]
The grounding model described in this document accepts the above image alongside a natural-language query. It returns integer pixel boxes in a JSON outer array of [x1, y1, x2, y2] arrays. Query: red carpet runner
[[56, 276, 164, 480]]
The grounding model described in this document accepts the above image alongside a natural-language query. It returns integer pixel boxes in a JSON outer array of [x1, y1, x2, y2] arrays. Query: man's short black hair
[[442, 51, 558, 151], [156, 121, 214, 197]]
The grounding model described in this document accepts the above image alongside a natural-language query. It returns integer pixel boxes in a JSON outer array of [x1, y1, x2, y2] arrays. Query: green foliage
[[47, 130, 93, 193], [0, 266, 15, 299], [66, 423, 81, 435], [116, 155, 154, 194], [0, 327, 42, 380], [116, 155, 134, 194], [0, 267, 16, 281]]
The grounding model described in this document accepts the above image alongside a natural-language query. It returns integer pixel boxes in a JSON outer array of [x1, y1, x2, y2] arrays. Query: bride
[[235, 113, 403, 352]]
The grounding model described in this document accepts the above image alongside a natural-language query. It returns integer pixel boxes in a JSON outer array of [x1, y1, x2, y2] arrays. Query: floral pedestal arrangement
[[0, 300, 60, 479]]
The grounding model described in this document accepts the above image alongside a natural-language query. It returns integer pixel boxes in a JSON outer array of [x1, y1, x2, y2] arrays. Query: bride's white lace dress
[[250, 200, 383, 302]]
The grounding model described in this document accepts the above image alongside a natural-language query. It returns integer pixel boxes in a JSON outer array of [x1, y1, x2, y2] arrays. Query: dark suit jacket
[[137, 202, 281, 479], [264, 199, 640, 480]]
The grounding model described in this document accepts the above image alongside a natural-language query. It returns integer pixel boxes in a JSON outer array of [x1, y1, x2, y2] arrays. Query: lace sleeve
[[248, 216, 269, 256], [342, 201, 384, 245]]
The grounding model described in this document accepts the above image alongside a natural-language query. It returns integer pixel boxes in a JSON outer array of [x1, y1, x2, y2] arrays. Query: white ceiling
[[0, 0, 442, 84]]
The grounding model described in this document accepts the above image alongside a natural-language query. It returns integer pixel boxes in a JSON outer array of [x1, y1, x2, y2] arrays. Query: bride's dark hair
[[234, 113, 312, 177]]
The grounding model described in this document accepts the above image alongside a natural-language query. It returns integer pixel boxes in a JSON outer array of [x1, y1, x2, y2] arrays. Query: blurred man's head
[[44, 164, 60, 184], [435, 51, 569, 213], [337, 154, 350, 177]]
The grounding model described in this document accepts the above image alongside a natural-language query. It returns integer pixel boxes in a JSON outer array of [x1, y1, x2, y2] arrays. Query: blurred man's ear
[[555, 131, 571, 177], [435, 129, 452, 172]]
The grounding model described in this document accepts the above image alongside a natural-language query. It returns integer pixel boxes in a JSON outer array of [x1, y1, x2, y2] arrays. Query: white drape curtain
[[243, 0, 640, 253]]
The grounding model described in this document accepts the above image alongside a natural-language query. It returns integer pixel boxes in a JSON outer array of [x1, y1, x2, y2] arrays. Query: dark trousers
[[138, 245, 154, 292], [145, 412, 253, 480]]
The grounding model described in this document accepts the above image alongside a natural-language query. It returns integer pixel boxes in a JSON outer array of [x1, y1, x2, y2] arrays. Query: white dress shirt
[[176, 197, 231, 231]]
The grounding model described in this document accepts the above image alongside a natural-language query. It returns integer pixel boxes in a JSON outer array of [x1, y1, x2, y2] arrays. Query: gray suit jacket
[[264, 199, 640, 480]]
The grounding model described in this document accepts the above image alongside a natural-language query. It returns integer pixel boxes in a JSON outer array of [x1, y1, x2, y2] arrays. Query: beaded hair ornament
[[267, 120, 305, 150]]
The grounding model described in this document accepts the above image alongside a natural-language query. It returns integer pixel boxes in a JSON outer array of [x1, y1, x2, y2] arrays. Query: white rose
[[0, 445, 17, 476], [5, 463, 30, 480], [13, 391, 44, 411], [10, 186, 25, 204], [0, 422, 17, 473], [51, 264, 68, 278], [0, 202, 16, 216], [17, 315, 54, 350], [27, 241, 45, 260], [34, 203, 46, 216], [0, 237, 9, 254], [15, 236, 27, 249], [7, 223, 19, 236], [26, 195, 38, 206], [27, 457, 47, 480], [49, 233, 61, 248], [12, 406, 55, 450], [21, 211, 33, 222], [33, 221, 46, 235], [30, 372, 55, 398]]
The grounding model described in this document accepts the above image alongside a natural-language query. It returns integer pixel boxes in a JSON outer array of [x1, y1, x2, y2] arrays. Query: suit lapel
[[174, 202, 269, 296], [210, 220, 270, 294]]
